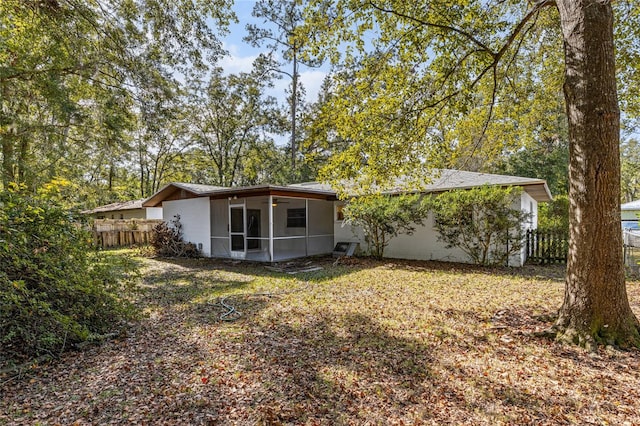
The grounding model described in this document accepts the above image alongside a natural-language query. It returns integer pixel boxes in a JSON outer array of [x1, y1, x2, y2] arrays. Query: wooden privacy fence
[[525, 229, 569, 264], [92, 219, 163, 248]]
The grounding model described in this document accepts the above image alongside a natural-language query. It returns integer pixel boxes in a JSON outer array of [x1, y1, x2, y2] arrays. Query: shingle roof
[[290, 170, 549, 193], [81, 199, 145, 214], [171, 182, 227, 194], [331, 169, 552, 201], [284, 181, 333, 191], [422, 169, 549, 195], [143, 169, 552, 207]]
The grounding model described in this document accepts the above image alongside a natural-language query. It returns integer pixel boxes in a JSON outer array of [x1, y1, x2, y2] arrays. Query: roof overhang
[[206, 185, 337, 201], [520, 182, 553, 202], [143, 183, 200, 207], [386, 181, 553, 203], [621, 200, 640, 211], [143, 175, 552, 208], [142, 183, 338, 207], [81, 199, 146, 214]]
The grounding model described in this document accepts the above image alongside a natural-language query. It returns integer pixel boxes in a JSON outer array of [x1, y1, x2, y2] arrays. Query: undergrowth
[[0, 187, 139, 366]]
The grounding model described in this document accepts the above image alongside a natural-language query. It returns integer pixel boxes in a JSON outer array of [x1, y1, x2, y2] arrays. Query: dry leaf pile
[[2, 256, 639, 425]]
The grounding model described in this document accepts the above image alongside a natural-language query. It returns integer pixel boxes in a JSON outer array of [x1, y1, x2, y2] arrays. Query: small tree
[[343, 194, 429, 259], [428, 186, 530, 266]]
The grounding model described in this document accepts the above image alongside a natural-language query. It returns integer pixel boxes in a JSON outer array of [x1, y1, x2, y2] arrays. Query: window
[[335, 205, 344, 221], [287, 208, 306, 228]]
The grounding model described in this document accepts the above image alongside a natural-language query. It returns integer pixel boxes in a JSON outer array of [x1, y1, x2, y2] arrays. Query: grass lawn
[[2, 254, 640, 425]]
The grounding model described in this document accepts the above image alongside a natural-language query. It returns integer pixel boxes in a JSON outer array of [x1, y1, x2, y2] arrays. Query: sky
[[218, 1, 328, 104]]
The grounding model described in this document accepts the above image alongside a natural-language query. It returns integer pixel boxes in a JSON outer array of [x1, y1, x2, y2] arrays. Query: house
[[142, 170, 552, 266], [621, 199, 640, 229], [82, 199, 163, 220]]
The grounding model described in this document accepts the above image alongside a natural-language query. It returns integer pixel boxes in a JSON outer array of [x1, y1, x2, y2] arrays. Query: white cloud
[[220, 43, 327, 103], [299, 70, 327, 102], [219, 43, 258, 75]]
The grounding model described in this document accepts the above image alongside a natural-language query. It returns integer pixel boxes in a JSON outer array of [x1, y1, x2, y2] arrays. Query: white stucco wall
[[333, 201, 364, 243], [384, 214, 474, 262], [334, 193, 539, 267], [514, 191, 539, 267], [520, 191, 538, 230], [335, 209, 472, 263], [162, 198, 211, 256]]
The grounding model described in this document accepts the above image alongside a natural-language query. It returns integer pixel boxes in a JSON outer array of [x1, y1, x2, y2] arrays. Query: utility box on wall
[[333, 242, 359, 257]]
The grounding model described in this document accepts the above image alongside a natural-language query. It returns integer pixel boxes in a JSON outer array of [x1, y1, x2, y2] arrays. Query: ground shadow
[[210, 310, 576, 424], [151, 254, 568, 286]]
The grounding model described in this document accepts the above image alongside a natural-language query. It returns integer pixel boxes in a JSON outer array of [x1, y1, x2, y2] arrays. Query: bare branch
[[494, 1, 554, 63]]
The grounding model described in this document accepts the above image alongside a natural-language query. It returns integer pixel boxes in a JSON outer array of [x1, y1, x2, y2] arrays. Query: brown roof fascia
[[143, 185, 200, 207], [208, 187, 337, 201]]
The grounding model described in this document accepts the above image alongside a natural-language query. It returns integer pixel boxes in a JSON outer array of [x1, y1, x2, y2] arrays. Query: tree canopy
[[0, 0, 234, 205]]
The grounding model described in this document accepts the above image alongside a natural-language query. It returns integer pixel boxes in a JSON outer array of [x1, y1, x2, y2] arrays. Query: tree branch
[[368, 1, 496, 55], [382, 1, 554, 119]]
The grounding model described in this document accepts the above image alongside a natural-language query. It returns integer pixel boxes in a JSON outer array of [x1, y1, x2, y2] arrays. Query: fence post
[[524, 229, 568, 265], [91, 219, 162, 248]]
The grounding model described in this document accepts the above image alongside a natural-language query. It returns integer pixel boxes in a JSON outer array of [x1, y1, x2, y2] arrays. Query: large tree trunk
[[555, 0, 640, 347]]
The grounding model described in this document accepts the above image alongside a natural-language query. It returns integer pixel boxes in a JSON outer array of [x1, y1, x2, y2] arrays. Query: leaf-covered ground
[[2, 256, 640, 425]]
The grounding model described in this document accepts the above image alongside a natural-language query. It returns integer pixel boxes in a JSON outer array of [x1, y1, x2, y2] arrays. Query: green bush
[[343, 194, 429, 258], [428, 186, 530, 266], [538, 194, 569, 232], [0, 186, 138, 364]]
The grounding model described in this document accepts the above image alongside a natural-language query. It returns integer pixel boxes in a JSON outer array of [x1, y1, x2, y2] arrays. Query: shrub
[[538, 194, 569, 232], [342, 194, 429, 258], [428, 186, 530, 266], [0, 186, 138, 364]]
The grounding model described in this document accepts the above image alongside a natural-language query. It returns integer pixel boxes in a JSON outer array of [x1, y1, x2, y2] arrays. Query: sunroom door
[[229, 205, 245, 258]]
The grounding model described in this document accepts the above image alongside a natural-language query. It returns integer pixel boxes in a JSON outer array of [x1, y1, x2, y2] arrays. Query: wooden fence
[[525, 229, 569, 264], [92, 219, 163, 248]]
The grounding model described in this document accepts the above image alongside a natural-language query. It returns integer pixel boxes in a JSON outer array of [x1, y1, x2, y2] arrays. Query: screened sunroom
[[210, 194, 335, 262], [143, 182, 337, 262]]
